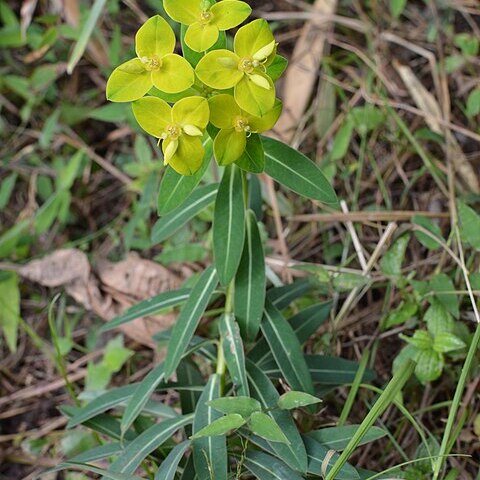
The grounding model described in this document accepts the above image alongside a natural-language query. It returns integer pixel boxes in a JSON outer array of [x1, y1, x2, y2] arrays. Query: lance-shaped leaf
[[219, 313, 249, 396], [261, 300, 314, 394], [157, 138, 213, 215], [193, 375, 228, 480], [155, 440, 191, 480], [152, 183, 218, 244], [244, 450, 305, 480], [248, 412, 290, 444], [164, 267, 218, 379], [263, 136, 338, 205], [213, 165, 245, 286], [69, 443, 124, 464], [235, 210, 266, 341], [192, 413, 246, 438], [267, 278, 311, 310], [208, 396, 262, 419], [50, 462, 144, 480], [307, 425, 387, 451], [278, 391, 322, 410], [99, 289, 190, 333], [108, 415, 193, 474], [246, 360, 308, 473]]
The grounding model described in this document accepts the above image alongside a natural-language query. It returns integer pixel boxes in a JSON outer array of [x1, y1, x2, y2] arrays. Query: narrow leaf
[[235, 210, 266, 341], [219, 313, 249, 396], [155, 441, 191, 480], [249, 412, 290, 444], [208, 397, 262, 419], [193, 374, 228, 480], [152, 183, 218, 244], [261, 300, 314, 394], [192, 413, 246, 438], [308, 425, 387, 451], [213, 165, 245, 286], [164, 267, 218, 379], [100, 289, 190, 333], [267, 278, 311, 310], [109, 415, 193, 474], [263, 136, 338, 204], [278, 391, 322, 410], [244, 450, 305, 480]]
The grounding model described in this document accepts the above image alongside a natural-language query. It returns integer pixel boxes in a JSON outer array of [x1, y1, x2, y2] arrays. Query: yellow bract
[[106, 16, 194, 103], [164, 0, 251, 52], [132, 96, 210, 175], [209, 94, 282, 165], [195, 19, 278, 116]]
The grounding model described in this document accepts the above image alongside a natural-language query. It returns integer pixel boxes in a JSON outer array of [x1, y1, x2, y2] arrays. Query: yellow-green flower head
[[164, 0, 252, 52], [195, 19, 277, 117], [132, 96, 210, 176], [106, 16, 195, 103], [209, 94, 282, 165]]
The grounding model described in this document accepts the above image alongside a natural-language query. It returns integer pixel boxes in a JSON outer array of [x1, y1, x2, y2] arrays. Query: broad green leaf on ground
[[100, 289, 190, 332], [213, 165, 245, 286], [261, 355, 376, 385], [0, 272, 20, 352], [415, 350, 444, 383], [208, 397, 262, 419], [246, 360, 308, 473], [429, 273, 460, 319], [261, 300, 314, 394], [424, 300, 455, 336], [192, 413, 246, 438], [412, 215, 443, 250], [433, 332, 466, 353], [303, 436, 360, 480], [152, 183, 218, 244], [193, 374, 228, 480], [380, 234, 410, 278], [307, 425, 387, 451], [263, 136, 338, 204], [248, 412, 290, 444], [219, 314, 249, 396], [235, 210, 266, 341], [244, 450, 305, 480], [278, 391, 322, 410], [120, 362, 165, 436], [384, 301, 418, 329], [108, 415, 193, 474], [267, 278, 312, 310], [157, 138, 213, 215], [390, 0, 407, 17], [458, 200, 480, 250], [155, 440, 190, 480], [164, 267, 218, 379]]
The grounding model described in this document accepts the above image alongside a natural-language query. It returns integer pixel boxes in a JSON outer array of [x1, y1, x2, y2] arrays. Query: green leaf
[[248, 412, 290, 444], [308, 425, 387, 451], [208, 396, 262, 419], [152, 183, 218, 244], [412, 215, 443, 250], [403, 330, 433, 350], [157, 139, 213, 215], [235, 210, 266, 341], [51, 462, 144, 480], [236, 133, 265, 173], [213, 165, 246, 286], [100, 289, 190, 333], [267, 278, 311, 310], [430, 273, 460, 318], [415, 349, 444, 383], [458, 200, 480, 250], [246, 360, 309, 472], [120, 362, 165, 436], [266, 55, 288, 82], [68, 443, 123, 464], [262, 355, 376, 385], [164, 267, 218, 379], [0, 173, 17, 209], [263, 136, 338, 204], [433, 332, 466, 353], [425, 300, 455, 336], [193, 374, 228, 480], [261, 300, 314, 394], [155, 441, 190, 480], [380, 234, 410, 277], [192, 413, 245, 438], [0, 272, 20, 352], [103, 336, 133, 372], [67, 0, 107, 73], [108, 415, 193, 474], [303, 436, 360, 480], [330, 119, 354, 161], [384, 301, 418, 329], [178, 360, 204, 415], [466, 88, 480, 117], [278, 391, 321, 410], [219, 314, 249, 396], [244, 450, 305, 480], [390, 0, 407, 17], [181, 24, 227, 67]]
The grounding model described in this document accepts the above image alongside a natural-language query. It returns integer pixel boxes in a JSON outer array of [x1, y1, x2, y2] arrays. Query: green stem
[[432, 322, 480, 479]]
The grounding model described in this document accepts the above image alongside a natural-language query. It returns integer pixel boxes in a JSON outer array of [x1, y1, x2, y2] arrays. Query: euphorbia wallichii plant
[[57, 2, 415, 479]]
